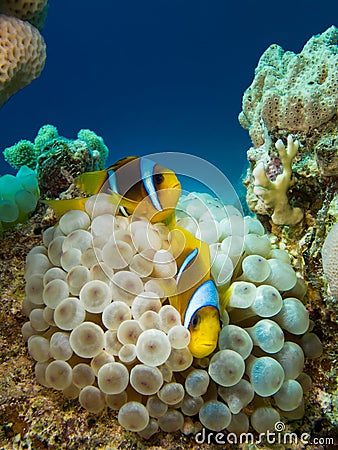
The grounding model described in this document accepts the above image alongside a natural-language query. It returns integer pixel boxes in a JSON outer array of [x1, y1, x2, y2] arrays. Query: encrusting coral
[[22, 191, 322, 437]]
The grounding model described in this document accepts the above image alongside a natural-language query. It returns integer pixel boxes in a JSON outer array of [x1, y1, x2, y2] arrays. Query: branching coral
[[3, 139, 37, 169], [252, 135, 303, 226]]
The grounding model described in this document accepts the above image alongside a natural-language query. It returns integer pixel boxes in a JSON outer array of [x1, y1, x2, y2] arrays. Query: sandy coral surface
[[0, 211, 337, 449]]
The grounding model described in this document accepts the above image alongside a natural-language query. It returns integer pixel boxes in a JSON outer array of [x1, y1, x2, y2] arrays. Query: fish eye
[[154, 173, 164, 185], [191, 313, 200, 329]]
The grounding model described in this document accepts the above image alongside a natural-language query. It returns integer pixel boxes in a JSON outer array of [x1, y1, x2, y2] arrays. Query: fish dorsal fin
[[176, 247, 198, 284], [75, 169, 108, 195], [183, 279, 219, 328], [107, 156, 139, 172], [140, 157, 163, 211]]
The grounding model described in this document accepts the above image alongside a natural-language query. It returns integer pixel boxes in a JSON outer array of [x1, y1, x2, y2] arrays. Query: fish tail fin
[[168, 292, 182, 315], [41, 197, 88, 219], [74, 170, 108, 195]]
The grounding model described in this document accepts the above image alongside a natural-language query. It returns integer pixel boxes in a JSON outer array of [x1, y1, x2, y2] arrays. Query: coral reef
[[237, 25, 338, 440], [240, 25, 338, 229], [21, 192, 324, 439], [239, 26, 338, 323], [3, 124, 109, 198], [0, 165, 39, 230]]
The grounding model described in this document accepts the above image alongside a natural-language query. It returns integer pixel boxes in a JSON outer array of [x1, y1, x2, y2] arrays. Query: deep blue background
[[0, 0, 337, 191]]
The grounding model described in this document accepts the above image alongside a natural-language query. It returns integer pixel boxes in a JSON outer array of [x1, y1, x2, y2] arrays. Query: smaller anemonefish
[[169, 226, 221, 358], [43, 156, 181, 222]]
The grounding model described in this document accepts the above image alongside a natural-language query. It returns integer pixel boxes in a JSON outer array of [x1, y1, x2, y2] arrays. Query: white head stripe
[[140, 158, 163, 211], [183, 279, 220, 328]]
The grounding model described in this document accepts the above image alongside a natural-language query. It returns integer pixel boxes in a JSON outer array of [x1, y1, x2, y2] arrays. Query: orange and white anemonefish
[[43, 156, 181, 223], [169, 226, 221, 358]]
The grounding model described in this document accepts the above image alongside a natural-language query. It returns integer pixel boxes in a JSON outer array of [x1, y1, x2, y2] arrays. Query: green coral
[[77, 129, 109, 169], [34, 124, 59, 155], [3, 140, 38, 170], [3, 124, 109, 172]]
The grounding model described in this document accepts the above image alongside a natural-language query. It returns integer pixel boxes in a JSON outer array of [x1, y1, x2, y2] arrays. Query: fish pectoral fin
[[108, 190, 139, 213], [164, 211, 177, 229], [41, 197, 87, 219], [167, 293, 182, 315]]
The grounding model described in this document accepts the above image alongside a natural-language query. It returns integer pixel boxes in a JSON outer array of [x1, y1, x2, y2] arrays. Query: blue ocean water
[[0, 0, 337, 195]]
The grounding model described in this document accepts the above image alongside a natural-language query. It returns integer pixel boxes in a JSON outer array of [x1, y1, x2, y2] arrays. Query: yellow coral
[[0, 0, 48, 29], [0, 14, 46, 107]]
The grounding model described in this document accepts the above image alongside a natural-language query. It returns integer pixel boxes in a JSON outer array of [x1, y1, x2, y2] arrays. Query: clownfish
[[43, 156, 181, 222], [169, 226, 221, 358]]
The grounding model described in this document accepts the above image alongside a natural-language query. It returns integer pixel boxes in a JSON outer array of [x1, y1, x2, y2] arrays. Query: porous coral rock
[[239, 25, 338, 148]]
